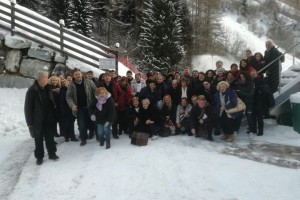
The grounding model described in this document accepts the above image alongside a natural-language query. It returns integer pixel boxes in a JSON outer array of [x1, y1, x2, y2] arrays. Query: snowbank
[[290, 92, 300, 104]]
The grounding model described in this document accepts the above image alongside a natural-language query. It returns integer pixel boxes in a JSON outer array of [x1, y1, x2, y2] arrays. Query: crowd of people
[[24, 40, 281, 165]]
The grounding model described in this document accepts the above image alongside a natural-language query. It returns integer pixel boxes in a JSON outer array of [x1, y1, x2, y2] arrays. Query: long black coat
[[24, 81, 57, 138], [189, 103, 215, 131]]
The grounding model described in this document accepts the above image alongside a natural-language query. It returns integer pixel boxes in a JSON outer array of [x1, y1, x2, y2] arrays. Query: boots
[[106, 140, 111, 149], [100, 138, 105, 146], [225, 134, 235, 142]]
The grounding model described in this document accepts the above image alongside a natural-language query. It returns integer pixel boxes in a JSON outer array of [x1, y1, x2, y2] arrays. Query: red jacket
[[114, 83, 133, 111]]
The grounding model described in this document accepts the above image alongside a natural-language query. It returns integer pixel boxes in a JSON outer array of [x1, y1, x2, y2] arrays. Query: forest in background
[[16, 0, 300, 73]]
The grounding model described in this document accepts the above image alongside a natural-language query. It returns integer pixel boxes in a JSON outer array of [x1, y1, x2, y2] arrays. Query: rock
[[0, 74, 34, 88], [54, 52, 67, 63], [0, 49, 5, 57], [52, 63, 68, 76], [5, 49, 22, 73], [28, 48, 54, 62], [0, 59, 5, 73], [0, 32, 5, 41], [20, 59, 54, 79], [5, 35, 31, 49]]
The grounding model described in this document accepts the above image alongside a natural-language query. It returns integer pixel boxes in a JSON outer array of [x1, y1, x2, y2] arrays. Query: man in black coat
[[264, 40, 284, 93], [24, 71, 59, 165]]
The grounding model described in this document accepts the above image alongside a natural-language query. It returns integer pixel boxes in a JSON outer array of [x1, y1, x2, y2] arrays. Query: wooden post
[[10, 0, 16, 36], [59, 19, 65, 51]]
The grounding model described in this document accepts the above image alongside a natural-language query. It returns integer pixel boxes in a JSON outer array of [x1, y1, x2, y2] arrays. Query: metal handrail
[[0, 1, 117, 71]]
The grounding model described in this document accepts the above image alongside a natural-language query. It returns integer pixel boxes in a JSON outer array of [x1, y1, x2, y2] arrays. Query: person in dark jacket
[[160, 95, 177, 136], [137, 98, 161, 140], [235, 72, 255, 134], [190, 95, 215, 141], [239, 59, 249, 72], [167, 79, 181, 106], [90, 87, 116, 149], [214, 81, 238, 142], [59, 79, 78, 142], [127, 96, 141, 138], [264, 40, 283, 93], [252, 52, 265, 75], [24, 71, 59, 165], [139, 80, 159, 108]]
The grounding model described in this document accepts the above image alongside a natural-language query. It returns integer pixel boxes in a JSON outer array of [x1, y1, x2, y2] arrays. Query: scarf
[[96, 93, 111, 111]]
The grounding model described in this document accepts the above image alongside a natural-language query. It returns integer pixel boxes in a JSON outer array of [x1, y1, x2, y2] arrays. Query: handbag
[[225, 98, 246, 114]]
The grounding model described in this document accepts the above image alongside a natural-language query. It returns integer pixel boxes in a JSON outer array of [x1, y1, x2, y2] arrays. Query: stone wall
[[0, 32, 69, 88]]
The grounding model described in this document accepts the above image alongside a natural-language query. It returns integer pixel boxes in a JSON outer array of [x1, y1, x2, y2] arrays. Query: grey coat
[[66, 78, 96, 117]]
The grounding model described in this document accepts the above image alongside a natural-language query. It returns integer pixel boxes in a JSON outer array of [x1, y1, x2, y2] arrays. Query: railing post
[[10, 0, 16, 36], [115, 51, 119, 75], [59, 19, 65, 51]]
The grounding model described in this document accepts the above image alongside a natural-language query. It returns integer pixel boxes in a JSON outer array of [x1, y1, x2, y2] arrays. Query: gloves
[[90, 114, 96, 121], [104, 122, 109, 127], [28, 127, 34, 138]]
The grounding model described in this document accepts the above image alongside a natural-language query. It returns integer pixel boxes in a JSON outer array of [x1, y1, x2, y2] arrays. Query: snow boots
[[106, 140, 111, 149]]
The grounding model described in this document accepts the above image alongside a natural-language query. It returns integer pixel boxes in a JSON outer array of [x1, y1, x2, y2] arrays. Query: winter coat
[[24, 81, 57, 138], [114, 83, 133, 111], [166, 86, 181, 106], [131, 79, 146, 96], [176, 104, 192, 124], [90, 96, 116, 124], [189, 103, 215, 130], [66, 78, 96, 117], [156, 83, 168, 100], [213, 88, 238, 116], [59, 86, 74, 118], [235, 80, 255, 106], [160, 104, 177, 124], [253, 77, 274, 113], [179, 87, 193, 103], [137, 106, 161, 132], [97, 81, 117, 100], [202, 86, 217, 106], [139, 86, 160, 108]]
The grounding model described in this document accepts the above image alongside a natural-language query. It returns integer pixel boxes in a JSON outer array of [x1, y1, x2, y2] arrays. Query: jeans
[[77, 107, 90, 141], [97, 123, 112, 141]]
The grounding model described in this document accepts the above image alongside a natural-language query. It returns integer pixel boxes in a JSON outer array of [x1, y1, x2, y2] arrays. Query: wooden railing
[[0, 1, 118, 70]]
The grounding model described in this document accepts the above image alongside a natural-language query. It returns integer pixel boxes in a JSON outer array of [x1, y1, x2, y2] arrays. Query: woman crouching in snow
[[90, 87, 116, 149]]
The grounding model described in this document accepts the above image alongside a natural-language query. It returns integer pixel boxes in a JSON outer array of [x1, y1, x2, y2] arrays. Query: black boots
[[106, 140, 111, 149], [100, 139, 105, 146], [49, 154, 59, 160], [36, 159, 43, 165], [80, 140, 87, 146]]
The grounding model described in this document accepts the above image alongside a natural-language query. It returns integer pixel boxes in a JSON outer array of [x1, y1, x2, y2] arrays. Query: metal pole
[[293, 39, 296, 68], [10, 1, 16, 36], [59, 19, 65, 51], [115, 51, 119, 75]]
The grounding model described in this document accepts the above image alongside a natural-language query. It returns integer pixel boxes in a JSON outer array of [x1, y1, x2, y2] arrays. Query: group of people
[[24, 40, 281, 165]]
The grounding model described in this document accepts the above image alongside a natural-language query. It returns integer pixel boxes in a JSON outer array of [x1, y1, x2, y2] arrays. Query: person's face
[[142, 102, 149, 109], [73, 71, 82, 82], [127, 73, 132, 79], [181, 81, 187, 88], [255, 54, 262, 61], [192, 71, 198, 78], [241, 61, 247, 67], [217, 71, 224, 77], [172, 81, 178, 89], [231, 65, 238, 71], [184, 68, 190, 75], [197, 99, 206, 108], [38, 76, 48, 88], [97, 91, 106, 98], [164, 96, 171, 104], [133, 99, 139, 108], [104, 75, 111, 83], [246, 51, 252, 58], [240, 74, 246, 82], [67, 76, 73, 82], [203, 82, 210, 89], [157, 76, 163, 83], [216, 63, 223, 68], [266, 42, 273, 50], [61, 80, 69, 87], [121, 80, 127, 86], [219, 85, 227, 93], [51, 78, 58, 86], [110, 71, 117, 78], [149, 83, 156, 90], [250, 70, 258, 79], [135, 74, 141, 81], [181, 99, 187, 106], [227, 73, 234, 80], [207, 71, 213, 78], [199, 74, 205, 81], [192, 97, 197, 105], [86, 73, 93, 80]]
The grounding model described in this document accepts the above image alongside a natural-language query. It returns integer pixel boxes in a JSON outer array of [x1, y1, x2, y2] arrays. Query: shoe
[[54, 133, 60, 137], [100, 139, 105, 146], [151, 135, 159, 140], [213, 129, 221, 136], [49, 154, 59, 160], [221, 135, 229, 140], [225, 134, 235, 142], [113, 135, 119, 139], [36, 159, 43, 165], [70, 138, 79, 142], [207, 135, 213, 141], [65, 138, 70, 142], [188, 133, 193, 136], [257, 132, 263, 136], [106, 140, 111, 149], [80, 140, 87, 146]]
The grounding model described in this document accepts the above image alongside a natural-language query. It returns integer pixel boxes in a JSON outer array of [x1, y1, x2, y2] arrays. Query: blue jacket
[[214, 88, 237, 116]]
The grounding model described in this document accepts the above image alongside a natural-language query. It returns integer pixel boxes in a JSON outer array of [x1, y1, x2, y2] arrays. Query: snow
[[1, 88, 300, 200], [290, 92, 300, 104], [192, 54, 237, 72]]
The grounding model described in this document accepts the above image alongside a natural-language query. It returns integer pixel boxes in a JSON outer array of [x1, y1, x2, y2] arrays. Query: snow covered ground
[[0, 88, 300, 200]]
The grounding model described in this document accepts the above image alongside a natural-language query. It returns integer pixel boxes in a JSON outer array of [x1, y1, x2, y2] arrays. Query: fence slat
[[0, 1, 11, 9], [63, 43, 101, 61], [0, 15, 11, 24], [0, 7, 11, 16]]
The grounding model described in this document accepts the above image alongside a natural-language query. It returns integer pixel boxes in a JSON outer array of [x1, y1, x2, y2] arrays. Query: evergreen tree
[[138, 0, 185, 74], [241, 0, 248, 17], [66, 0, 93, 37], [46, 0, 70, 23], [17, 0, 40, 11]]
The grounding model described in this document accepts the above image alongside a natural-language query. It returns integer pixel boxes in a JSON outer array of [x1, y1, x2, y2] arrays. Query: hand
[[104, 122, 109, 127], [90, 115, 96, 121], [28, 126, 34, 138], [220, 106, 225, 112], [191, 129, 196, 135], [115, 103, 118, 107], [199, 119, 204, 124], [71, 105, 77, 112]]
